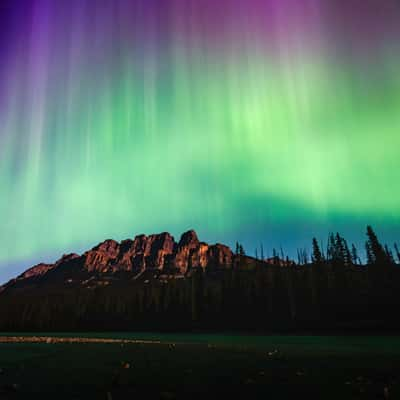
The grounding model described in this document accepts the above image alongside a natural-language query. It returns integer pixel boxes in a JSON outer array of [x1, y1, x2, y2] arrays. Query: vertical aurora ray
[[0, 0, 399, 280]]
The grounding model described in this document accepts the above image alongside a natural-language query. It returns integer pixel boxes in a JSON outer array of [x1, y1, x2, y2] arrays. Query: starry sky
[[0, 0, 399, 283]]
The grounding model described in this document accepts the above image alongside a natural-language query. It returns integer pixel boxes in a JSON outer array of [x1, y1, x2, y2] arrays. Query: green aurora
[[0, 1, 399, 281]]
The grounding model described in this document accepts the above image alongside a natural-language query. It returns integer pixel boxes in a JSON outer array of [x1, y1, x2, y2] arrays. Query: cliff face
[[80, 230, 230, 275], [3, 230, 238, 290]]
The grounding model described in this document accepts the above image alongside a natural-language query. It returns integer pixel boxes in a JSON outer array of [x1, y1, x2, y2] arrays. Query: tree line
[[236, 225, 400, 267], [0, 226, 399, 332]]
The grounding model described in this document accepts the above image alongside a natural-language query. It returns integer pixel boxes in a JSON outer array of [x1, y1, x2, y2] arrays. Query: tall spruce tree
[[342, 237, 352, 266], [366, 225, 387, 265], [334, 233, 346, 265], [312, 238, 324, 264], [327, 233, 337, 263]]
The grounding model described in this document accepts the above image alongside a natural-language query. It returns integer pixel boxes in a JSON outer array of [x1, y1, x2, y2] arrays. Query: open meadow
[[0, 334, 399, 399]]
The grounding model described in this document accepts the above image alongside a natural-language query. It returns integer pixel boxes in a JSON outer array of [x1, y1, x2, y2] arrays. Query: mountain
[[0, 229, 258, 293]]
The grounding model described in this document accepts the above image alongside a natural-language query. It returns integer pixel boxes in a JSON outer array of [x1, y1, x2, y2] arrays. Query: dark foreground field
[[0, 334, 399, 399]]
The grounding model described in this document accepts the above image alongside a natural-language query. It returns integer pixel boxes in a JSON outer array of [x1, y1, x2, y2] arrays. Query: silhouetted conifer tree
[[394, 243, 400, 263], [327, 233, 336, 263], [365, 241, 374, 265], [334, 233, 346, 264], [342, 237, 352, 266], [320, 239, 326, 260], [312, 238, 324, 264], [351, 244, 360, 265], [366, 226, 387, 265], [384, 245, 395, 265]]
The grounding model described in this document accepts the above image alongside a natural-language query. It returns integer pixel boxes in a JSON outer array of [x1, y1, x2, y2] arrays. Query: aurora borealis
[[0, 0, 399, 282]]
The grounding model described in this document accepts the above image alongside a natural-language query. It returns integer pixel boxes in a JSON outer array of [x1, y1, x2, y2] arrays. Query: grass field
[[0, 334, 399, 399]]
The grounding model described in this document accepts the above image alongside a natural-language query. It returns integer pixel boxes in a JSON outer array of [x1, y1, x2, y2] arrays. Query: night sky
[[0, 0, 399, 283]]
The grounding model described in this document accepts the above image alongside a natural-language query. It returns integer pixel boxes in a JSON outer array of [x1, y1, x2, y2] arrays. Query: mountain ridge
[[1, 229, 266, 292]]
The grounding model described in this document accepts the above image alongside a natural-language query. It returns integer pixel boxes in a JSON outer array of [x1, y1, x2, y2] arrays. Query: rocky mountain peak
[[178, 230, 199, 248], [92, 239, 120, 256]]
